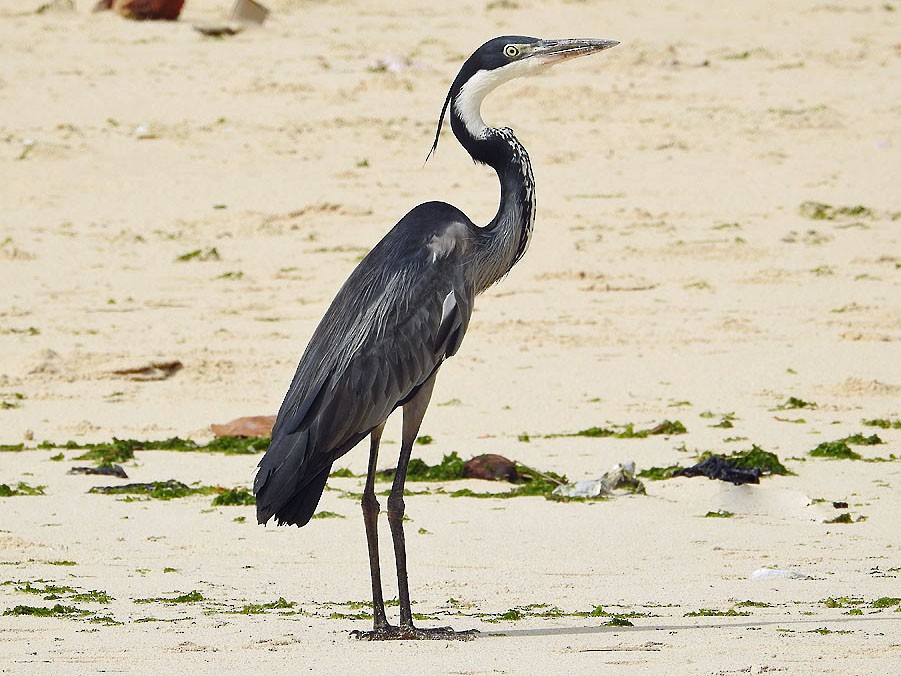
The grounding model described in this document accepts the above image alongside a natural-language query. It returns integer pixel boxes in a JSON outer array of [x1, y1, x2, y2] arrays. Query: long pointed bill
[[528, 38, 620, 66]]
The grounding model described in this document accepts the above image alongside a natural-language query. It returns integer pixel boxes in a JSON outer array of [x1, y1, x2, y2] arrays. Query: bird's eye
[[503, 45, 520, 59]]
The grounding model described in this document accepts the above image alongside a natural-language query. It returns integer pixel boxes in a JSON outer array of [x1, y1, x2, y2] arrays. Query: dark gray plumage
[[254, 35, 618, 641], [254, 202, 474, 527]]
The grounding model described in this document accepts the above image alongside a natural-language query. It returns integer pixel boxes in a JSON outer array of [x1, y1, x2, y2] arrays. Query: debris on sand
[[193, 0, 270, 36], [463, 454, 519, 482], [750, 567, 810, 581], [641, 446, 790, 485], [68, 465, 128, 478], [674, 456, 762, 485], [552, 462, 645, 499], [93, 0, 185, 21], [210, 415, 276, 438], [193, 23, 243, 37], [230, 0, 269, 25], [111, 360, 182, 381]]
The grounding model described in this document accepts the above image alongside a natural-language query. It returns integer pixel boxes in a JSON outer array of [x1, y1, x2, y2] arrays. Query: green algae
[[820, 596, 901, 612], [4, 603, 91, 618], [37, 436, 269, 465], [550, 419, 687, 439], [211, 487, 255, 506], [684, 607, 750, 617], [863, 418, 901, 429], [717, 445, 790, 475], [175, 247, 220, 262], [89, 480, 218, 501], [0, 393, 25, 410], [871, 597, 901, 609], [799, 201, 874, 221], [405, 452, 465, 481], [841, 433, 883, 446], [775, 396, 816, 410], [447, 463, 568, 500], [311, 511, 345, 519], [810, 441, 861, 460], [235, 598, 295, 614], [637, 465, 682, 481], [135, 590, 205, 604], [375, 452, 465, 482], [0, 482, 45, 497], [605, 617, 634, 627]]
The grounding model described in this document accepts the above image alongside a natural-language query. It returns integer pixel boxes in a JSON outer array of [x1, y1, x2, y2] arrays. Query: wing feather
[[255, 203, 477, 525]]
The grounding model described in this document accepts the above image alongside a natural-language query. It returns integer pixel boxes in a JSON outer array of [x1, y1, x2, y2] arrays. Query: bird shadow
[[479, 613, 897, 639]]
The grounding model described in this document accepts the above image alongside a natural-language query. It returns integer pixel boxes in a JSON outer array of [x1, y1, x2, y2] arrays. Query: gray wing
[[255, 202, 475, 525]]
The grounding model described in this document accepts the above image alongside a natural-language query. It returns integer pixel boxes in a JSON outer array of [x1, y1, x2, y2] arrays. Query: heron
[[254, 35, 619, 640]]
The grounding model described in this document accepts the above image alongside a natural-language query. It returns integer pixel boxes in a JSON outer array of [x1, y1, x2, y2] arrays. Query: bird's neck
[[476, 129, 536, 294], [451, 113, 536, 294]]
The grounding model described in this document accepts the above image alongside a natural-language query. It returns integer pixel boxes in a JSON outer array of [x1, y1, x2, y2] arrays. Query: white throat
[[452, 60, 547, 140]]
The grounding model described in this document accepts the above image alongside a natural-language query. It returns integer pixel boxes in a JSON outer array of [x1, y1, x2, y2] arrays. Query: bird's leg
[[387, 374, 436, 629], [361, 422, 389, 632], [352, 374, 475, 641], [365, 373, 475, 641], [351, 423, 406, 641]]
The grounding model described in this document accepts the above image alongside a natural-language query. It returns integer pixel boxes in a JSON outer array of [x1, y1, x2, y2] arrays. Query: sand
[[1, 0, 900, 673]]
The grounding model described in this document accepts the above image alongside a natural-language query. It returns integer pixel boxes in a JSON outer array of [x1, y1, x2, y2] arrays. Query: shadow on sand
[[480, 613, 899, 640]]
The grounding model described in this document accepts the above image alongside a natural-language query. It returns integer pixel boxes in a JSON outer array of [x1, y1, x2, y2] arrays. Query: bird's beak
[[528, 38, 620, 66]]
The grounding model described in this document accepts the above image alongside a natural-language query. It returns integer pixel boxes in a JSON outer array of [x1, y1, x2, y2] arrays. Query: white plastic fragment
[[133, 124, 156, 140], [750, 567, 809, 581], [18, 138, 36, 160], [554, 478, 608, 499], [552, 461, 644, 499]]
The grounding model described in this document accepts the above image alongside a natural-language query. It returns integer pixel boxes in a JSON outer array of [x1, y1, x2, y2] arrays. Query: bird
[[254, 35, 619, 641]]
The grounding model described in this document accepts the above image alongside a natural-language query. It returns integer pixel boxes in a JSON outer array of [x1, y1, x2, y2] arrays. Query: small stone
[[462, 454, 519, 482]]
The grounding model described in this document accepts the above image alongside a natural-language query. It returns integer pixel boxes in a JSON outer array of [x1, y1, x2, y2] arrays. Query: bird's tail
[[254, 428, 330, 527], [255, 464, 331, 528]]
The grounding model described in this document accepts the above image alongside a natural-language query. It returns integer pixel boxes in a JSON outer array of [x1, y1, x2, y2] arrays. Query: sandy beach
[[1, 0, 900, 673]]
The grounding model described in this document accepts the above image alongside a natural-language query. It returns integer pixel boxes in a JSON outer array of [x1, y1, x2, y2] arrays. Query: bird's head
[[428, 35, 619, 160]]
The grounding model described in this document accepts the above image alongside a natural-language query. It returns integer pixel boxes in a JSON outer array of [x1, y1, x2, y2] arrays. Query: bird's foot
[[350, 624, 478, 641]]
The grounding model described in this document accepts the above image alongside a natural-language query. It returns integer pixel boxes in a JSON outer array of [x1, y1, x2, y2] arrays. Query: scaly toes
[[350, 625, 478, 641]]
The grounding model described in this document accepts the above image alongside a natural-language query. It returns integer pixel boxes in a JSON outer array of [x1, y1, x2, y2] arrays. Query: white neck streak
[[452, 60, 546, 141]]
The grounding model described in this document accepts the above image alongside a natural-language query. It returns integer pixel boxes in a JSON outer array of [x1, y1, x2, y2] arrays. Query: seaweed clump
[[135, 590, 205, 604], [449, 463, 568, 500], [799, 201, 873, 221], [810, 433, 886, 461], [38, 436, 270, 466], [377, 452, 568, 500], [639, 445, 790, 483], [863, 418, 901, 429], [0, 482, 45, 497], [89, 480, 217, 501], [552, 420, 687, 439], [211, 487, 255, 506]]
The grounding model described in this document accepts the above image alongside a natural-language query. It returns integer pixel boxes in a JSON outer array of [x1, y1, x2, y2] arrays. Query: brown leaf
[[210, 415, 276, 438], [111, 360, 183, 381]]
